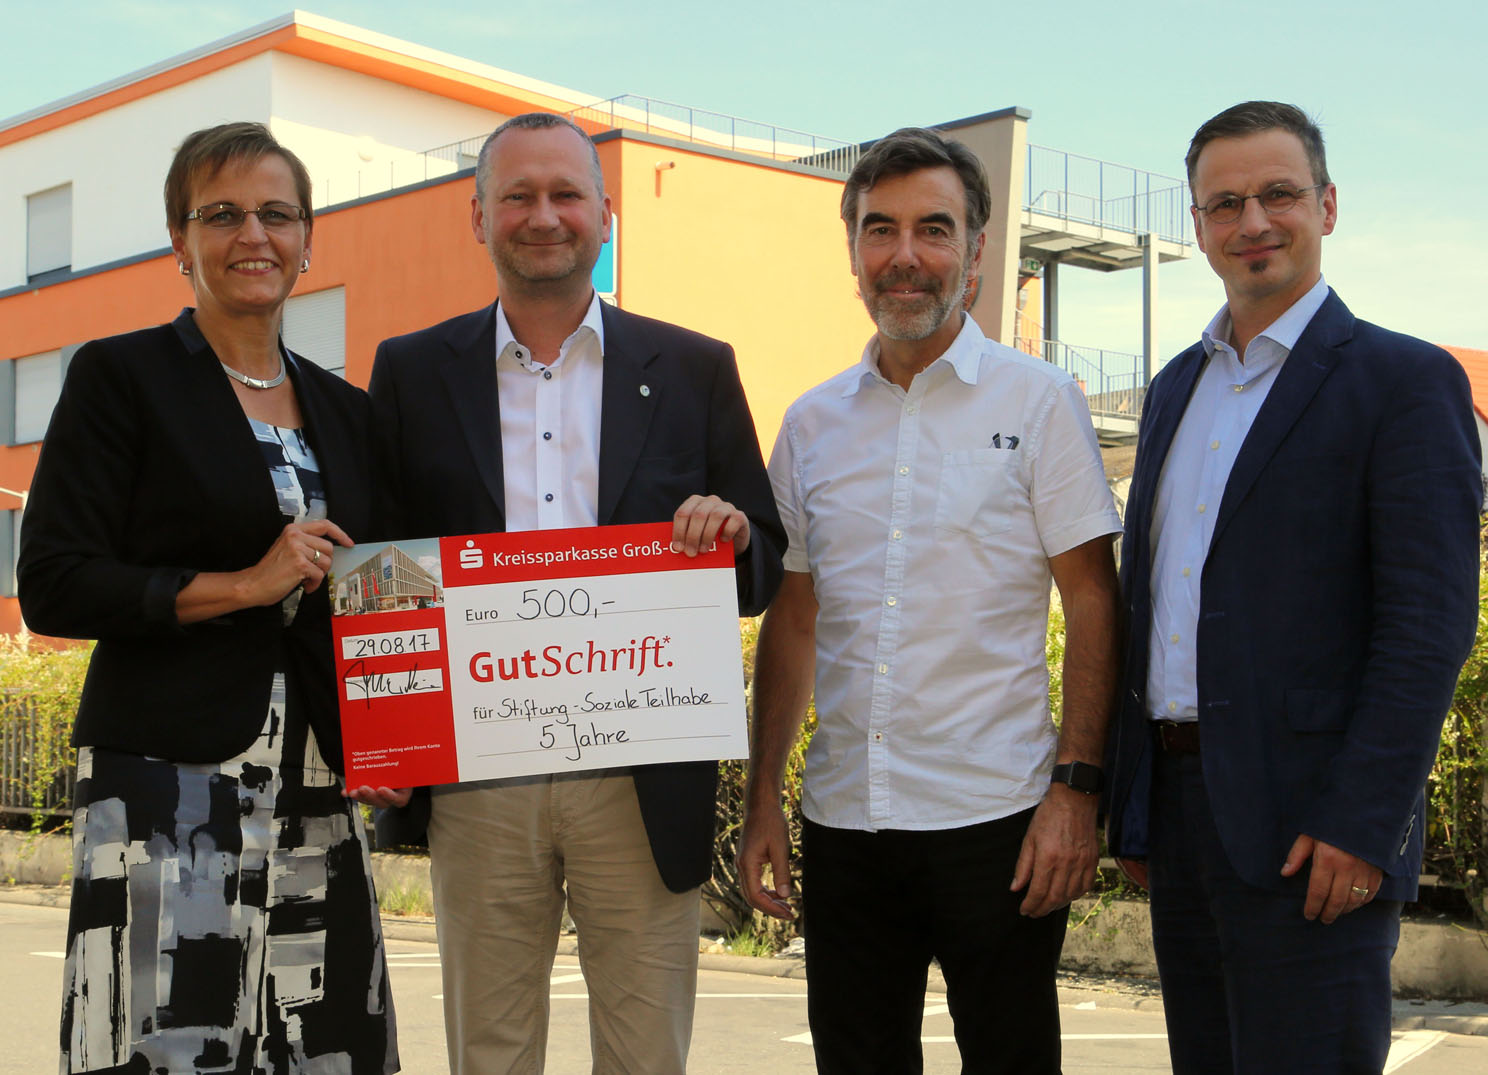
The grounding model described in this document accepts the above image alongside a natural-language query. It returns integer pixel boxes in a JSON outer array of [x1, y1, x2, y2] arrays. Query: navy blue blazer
[[18, 312, 379, 773], [367, 300, 786, 892], [1105, 291, 1481, 901]]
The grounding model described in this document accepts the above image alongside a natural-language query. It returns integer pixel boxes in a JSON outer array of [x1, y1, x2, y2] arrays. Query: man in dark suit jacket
[[367, 113, 783, 1075], [1104, 101, 1480, 1073]]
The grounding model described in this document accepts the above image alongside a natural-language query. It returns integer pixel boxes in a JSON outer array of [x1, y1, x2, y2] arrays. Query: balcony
[[1022, 144, 1193, 270]]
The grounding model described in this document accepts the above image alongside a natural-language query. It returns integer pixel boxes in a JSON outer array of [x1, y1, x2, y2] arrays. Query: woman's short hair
[[164, 122, 313, 232]]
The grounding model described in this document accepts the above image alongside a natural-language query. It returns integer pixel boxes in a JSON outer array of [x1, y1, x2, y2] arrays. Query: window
[[0, 509, 18, 599], [282, 286, 346, 377], [27, 184, 72, 284], [5, 350, 67, 445]]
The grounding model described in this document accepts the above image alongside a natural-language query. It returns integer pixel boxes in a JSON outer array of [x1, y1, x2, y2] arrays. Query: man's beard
[[864, 265, 970, 341]]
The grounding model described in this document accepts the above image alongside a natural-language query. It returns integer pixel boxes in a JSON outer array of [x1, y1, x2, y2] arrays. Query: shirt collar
[[495, 291, 606, 369], [1201, 275, 1330, 360], [842, 312, 987, 397]]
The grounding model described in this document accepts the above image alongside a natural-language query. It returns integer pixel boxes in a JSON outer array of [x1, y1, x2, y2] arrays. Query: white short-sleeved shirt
[[770, 314, 1122, 831]]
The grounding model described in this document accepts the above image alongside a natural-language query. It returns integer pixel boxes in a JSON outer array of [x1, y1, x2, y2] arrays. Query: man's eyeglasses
[[1194, 184, 1325, 225], [184, 202, 308, 229]]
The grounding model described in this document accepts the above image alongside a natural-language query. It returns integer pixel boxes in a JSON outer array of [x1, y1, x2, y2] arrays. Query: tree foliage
[[0, 635, 91, 832]]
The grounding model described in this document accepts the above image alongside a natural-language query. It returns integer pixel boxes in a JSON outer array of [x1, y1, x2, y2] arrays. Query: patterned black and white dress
[[59, 419, 399, 1074]]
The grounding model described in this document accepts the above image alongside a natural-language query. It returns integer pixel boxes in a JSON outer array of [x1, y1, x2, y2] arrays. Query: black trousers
[[1148, 750, 1401, 1074], [802, 809, 1067, 1074]]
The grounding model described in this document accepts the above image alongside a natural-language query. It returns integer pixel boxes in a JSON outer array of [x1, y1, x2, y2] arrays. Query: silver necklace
[[220, 354, 286, 390]]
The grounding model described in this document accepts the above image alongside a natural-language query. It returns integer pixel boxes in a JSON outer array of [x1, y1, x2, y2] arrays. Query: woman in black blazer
[[19, 123, 399, 1074]]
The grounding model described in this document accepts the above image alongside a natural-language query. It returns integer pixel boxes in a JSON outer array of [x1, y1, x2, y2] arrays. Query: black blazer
[[368, 300, 786, 891], [1104, 291, 1481, 901], [18, 311, 378, 773]]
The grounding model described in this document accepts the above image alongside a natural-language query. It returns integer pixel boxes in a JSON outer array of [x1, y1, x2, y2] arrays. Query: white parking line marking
[[1385, 1030, 1448, 1072], [783, 1032, 1168, 1046], [30, 951, 65, 959]]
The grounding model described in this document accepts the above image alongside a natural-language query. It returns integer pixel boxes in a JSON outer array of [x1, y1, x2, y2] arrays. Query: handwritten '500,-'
[[464, 587, 617, 625]]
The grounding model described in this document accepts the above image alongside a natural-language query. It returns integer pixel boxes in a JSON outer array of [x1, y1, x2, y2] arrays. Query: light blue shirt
[[1146, 276, 1331, 721]]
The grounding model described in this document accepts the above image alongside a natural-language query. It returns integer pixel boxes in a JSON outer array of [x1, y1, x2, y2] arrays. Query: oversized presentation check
[[328, 522, 746, 788]]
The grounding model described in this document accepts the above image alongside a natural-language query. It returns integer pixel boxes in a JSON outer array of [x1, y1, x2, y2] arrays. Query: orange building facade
[[0, 14, 877, 637]]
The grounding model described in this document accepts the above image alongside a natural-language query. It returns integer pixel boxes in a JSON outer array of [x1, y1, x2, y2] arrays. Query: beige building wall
[[938, 107, 1030, 345]]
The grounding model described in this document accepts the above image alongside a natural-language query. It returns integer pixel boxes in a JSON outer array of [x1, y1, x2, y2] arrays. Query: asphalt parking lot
[[4, 899, 1486, 1073]]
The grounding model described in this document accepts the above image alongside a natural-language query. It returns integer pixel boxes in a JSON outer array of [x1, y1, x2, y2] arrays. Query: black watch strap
[[1050, 761, 1103, 794]]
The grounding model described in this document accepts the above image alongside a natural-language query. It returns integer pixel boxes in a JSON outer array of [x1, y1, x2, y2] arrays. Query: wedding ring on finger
[[311, 548, 321, 564], [1350, 885, 1370, 899]]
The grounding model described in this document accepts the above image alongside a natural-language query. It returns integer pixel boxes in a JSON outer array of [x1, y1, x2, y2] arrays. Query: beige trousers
[[428, 768, 701, 1074]]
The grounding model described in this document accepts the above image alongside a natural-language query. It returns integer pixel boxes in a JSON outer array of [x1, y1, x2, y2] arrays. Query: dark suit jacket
[[367, 300, 786, 892], [1105, 291, 1481, 901], [18, 311, 378, 773]]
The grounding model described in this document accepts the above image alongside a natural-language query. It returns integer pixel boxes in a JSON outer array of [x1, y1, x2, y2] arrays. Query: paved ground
[[5, 890, 1487, 1073]]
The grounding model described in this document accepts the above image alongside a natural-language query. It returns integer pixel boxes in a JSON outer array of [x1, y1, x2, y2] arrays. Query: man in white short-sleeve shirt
[[737, 126, 1123, 1074]]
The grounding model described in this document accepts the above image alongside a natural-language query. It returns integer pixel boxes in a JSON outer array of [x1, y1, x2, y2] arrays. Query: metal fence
[[567, 95, 860, 173], [1025, 144, 1192, 246], [1017, 337, 1147, 419], [0, 691, 74, 819]]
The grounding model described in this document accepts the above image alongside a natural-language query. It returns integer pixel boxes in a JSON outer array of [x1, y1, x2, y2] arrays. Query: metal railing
[[1017, 336, 1147, 419], [1024, 144, 1192, 246], [310, 143, 474, 209], [567, 94, 860, 173], [0, 692, 74, 819]]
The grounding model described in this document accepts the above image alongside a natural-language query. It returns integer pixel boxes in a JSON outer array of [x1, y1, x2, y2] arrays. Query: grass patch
[[720, 923, 779, 958], [377, 879, 433, 917]]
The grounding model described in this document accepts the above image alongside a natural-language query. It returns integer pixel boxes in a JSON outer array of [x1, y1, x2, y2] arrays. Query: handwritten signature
[[345, 659, 441, 708]]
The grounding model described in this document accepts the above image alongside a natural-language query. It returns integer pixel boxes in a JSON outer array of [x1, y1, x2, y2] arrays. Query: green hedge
[[0, 635, 91, 831]]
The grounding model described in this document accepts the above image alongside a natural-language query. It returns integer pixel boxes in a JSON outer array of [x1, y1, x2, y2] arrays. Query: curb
[[9, 884, 1488, 1037]]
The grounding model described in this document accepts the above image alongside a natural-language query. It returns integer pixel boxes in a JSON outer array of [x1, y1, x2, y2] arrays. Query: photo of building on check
[[331, 539, 444, 615]]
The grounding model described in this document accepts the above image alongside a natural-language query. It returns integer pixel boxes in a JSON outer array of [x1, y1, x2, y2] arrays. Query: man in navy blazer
[[367, 114, 783, 1074], [1104, 101, 1480, 1073]]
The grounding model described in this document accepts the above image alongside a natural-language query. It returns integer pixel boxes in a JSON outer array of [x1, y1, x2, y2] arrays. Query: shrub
[[1424, 552, 1488, 929], [704, 617, 814, 947], [0, 635, 91, 832]]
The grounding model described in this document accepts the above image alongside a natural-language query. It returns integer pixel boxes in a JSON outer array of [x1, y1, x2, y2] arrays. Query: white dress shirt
[[495, 294, 605, 531], [1146, 276, 1330, 721], [770, 314, 1122, 831]]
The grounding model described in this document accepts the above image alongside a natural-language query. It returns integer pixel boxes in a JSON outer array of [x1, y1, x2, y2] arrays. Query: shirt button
[[906, 404, 918, 415], [891, 529, 903, 540], [515, 349, 524, 359], [1232, 384, 1243, 393], [1167, 701, 1178, 713], [886, 596, 897, 607], [543, 370, 553, 380], [1210, 440, 1220, 450], [1170, 633, 1180, 643], [878, 663, 888, 674], [1197, 503, 1207, 514], [872, 732, 883, 742], [543, 431, 553, 441], [1181, 567, 1191, 577], [544, 493, 554, 502], [898, 465, 909, 475]]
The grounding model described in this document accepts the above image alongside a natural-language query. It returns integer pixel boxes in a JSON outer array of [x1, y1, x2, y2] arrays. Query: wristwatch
[[1050, 761, 1103, 795]]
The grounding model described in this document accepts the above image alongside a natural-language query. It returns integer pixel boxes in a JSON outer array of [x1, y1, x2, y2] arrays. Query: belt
[[1153, 719, 1200, 754]]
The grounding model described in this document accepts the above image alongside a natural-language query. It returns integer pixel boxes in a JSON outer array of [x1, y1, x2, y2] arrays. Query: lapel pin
[[639, 384, 651, 397]]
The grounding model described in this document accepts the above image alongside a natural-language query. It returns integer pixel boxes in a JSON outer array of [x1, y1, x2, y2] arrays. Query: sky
[[4, 0, 1486, 353]]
